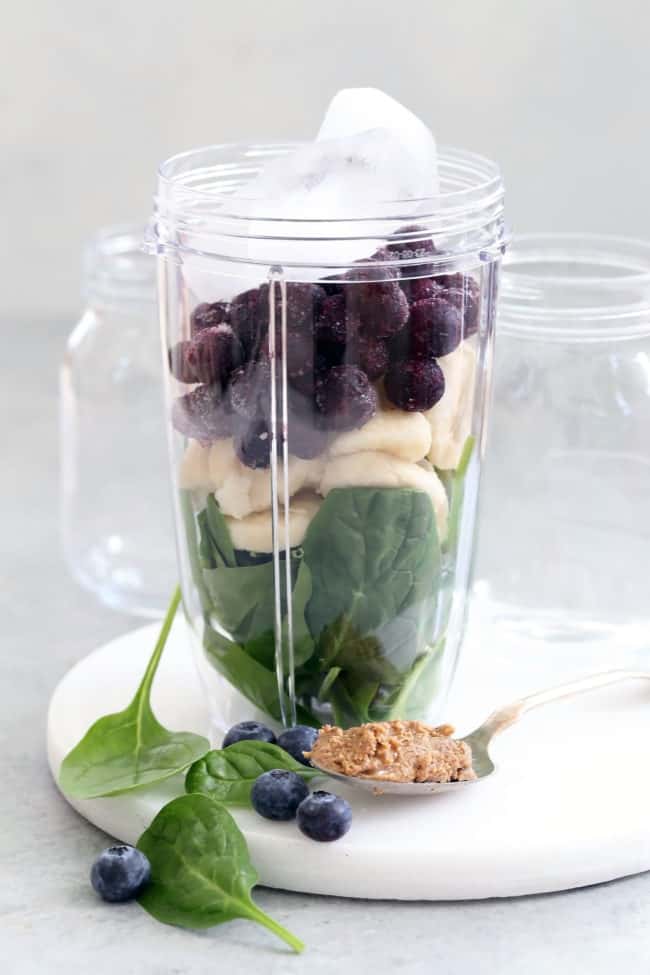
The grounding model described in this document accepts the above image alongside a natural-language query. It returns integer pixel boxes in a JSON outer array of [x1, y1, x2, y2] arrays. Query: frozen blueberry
[[398, 295, 463, 360], [222, 720, 276, 749], [441, 275, 480, 335], [171, 384, 233, 441], [277, 726, 318, 766], [190, 301, 230, 336], [230, 287, 265, 359], [401, 276, 442, 304], [168, 340, 197, 384], [185, 323, 243, 385], [258, 282, 326, 333], [251, 769, 310, 821], [229, 360, 271, 421], [283, 388, 330, 459], [358, 333, 389, 380], [314, 294, 361, 346], [387, 224, 437, 272], [384, 358, 445, 412], [234, 416, 272, 469], [288, 345, 333, 396], [296, 791, 352, 842], [349, 275, 409, 339], [315, 365, 378, 431], [319, 273, 346, 296], [90, 845, 151, 903]]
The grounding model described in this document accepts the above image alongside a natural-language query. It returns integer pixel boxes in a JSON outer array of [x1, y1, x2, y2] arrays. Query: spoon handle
[[477, 669, 650, 742]]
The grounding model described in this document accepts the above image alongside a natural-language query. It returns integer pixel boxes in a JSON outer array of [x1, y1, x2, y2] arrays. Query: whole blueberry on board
[[222, 720, 277, 749], [251, 769, 310, 821], [277, 726, 318, 766], [296, 791, 352, 842], [90, 845, 151, 903]]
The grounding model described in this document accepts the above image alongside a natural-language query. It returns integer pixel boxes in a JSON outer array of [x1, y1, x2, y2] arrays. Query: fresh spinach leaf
[[137, 794, 303, 952], [205, 494, 236, 567], [185, 740, 320, 805], [300, 488, 441, 725], [59, 588, 210, 799], [202, 560, 276, 644], [203, 627, 316, 726], [378, 638, 446, 721], [445, 435, 476, 553], [303, 488, 440, 641]]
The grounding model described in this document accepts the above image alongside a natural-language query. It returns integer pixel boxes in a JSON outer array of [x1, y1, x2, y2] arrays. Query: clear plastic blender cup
[[475, 234, 650, 666], [148, 143, 507, 732]]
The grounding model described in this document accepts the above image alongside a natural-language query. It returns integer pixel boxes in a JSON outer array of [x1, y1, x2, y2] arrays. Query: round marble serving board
[[47, 620, 650, 900]]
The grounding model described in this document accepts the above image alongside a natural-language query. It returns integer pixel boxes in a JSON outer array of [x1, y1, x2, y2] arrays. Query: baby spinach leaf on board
[[185, 740, 320, 805], [59, 588, 210, 799], [137, 794, 303, 952]]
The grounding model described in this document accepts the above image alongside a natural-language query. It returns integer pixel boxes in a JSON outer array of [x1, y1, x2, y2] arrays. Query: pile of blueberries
[[225, 720, 352, 842], [90, 721, 350, 904], [169, 227, 480, 468]]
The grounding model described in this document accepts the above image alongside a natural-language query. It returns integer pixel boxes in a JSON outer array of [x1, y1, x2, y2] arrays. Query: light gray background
[[3, 0, 650, 319], [4, 4, 650, 973]]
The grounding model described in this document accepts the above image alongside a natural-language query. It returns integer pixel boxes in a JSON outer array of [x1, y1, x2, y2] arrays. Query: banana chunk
[[226, 492, 322, 553], [329, 406, 432, 463], [425, 342, 477, 470], [207, 439, 325, 519], [178, 440, 212, 490], [320, 451, 448, 540]]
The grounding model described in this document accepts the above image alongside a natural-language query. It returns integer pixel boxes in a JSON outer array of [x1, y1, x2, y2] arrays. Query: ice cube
[[232, 128, 433, 218], [317, 88, 439, 196], [184, 89, 439, 299]]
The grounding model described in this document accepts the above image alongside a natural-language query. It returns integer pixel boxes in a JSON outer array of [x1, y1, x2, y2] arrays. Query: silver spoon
[[311, 669, 650, 796]]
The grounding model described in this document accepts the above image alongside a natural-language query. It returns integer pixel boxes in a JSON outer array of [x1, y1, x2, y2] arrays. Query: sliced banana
[[178, 440, 212, 490], [225, 492, 322, 553], [207, 438, 325, 519], [320, 451, 449, 540], [329, 406, 432, 463], [424, 341, 477, 470], [207, 437, 238, 487]]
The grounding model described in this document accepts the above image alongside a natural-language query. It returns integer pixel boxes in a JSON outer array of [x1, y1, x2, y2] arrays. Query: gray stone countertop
[[3, 322, 650, 974]]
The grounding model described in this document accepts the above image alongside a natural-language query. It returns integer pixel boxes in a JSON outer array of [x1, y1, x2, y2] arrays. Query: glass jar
[[474, 234, 650, 669], [60, 225, 176, 617], [148, 144, 506, 731]]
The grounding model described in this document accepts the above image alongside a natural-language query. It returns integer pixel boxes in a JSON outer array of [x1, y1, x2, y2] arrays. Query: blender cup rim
[[499, 232, 650, 341], [147, 142, 506, 271]]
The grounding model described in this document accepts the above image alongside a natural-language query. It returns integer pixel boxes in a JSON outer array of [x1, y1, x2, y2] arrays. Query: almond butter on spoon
[[305, 670, 650, 797], [307, 720, 476, 788]]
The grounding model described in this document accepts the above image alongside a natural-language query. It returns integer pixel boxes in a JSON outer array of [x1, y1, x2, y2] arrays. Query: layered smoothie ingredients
[[173, 251, 479, 727], [160, 89, 499, 728], [307, 720, 476, 784]]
